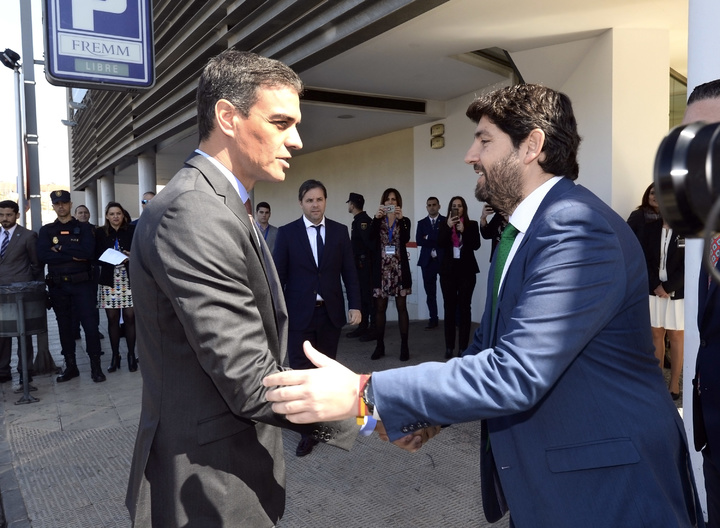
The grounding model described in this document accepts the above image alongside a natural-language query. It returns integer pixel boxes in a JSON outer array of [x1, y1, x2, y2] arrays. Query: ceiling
[[148, 0, 688, 184]]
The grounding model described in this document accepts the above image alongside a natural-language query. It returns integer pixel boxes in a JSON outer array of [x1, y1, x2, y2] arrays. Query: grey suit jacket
[[0, 225, 42, 284], [125, 153, 357, 527]]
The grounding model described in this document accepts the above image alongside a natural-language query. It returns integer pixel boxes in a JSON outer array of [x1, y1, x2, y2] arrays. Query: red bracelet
[[357, 374, 371, 425]]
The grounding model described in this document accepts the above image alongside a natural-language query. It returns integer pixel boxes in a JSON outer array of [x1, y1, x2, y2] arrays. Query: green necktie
[[491, 223, 519, 321]]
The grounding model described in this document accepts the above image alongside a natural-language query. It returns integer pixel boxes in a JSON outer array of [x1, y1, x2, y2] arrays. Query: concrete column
[[138, 151, 157, 210], [99, 172, 116, 215], [84, 181, 98, 225], [685, 0, 720, 519]]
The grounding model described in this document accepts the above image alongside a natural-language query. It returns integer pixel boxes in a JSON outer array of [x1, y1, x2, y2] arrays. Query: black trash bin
[[0, 281, 47, 404]]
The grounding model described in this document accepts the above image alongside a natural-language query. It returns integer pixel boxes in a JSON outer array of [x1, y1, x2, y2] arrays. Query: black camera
[[654, 121, 720, 281], [654, 121, 720, 236]]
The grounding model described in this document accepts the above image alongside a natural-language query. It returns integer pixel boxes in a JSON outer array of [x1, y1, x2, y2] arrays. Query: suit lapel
[[185, 153, 284, 332]]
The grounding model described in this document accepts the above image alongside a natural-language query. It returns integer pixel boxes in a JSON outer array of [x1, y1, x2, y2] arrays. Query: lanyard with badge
[[385, 217, 397, 256]]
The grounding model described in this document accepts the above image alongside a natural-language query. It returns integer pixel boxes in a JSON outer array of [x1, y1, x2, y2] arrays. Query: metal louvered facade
[[68, 0, 447, 189]]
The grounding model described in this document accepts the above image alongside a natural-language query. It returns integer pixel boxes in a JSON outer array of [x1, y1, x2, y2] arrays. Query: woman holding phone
[[438, 196, 480, 359], [370, 188, 412, 361]]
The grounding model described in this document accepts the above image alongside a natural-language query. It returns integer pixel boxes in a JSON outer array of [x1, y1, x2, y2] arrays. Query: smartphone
[[452, 207, 459, 218], [384, 205, 396, 213]]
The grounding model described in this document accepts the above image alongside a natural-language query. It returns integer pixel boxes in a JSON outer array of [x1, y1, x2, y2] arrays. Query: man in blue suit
[[686, 79, 720, 528], [416, 196, 445, 329], [274, 179, 361, 456], [264, 84, 703, 527]]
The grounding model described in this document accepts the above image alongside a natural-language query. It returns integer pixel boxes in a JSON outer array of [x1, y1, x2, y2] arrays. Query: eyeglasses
[[141, 199, 150, 204]]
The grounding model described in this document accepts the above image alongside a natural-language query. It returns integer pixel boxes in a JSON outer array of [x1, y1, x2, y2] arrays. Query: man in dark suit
[[125, 51, 359, 527], [273, 179, 361, 456], [687, 79, 720, 528], [0, 200, 43, 384], [264, 84, 703, 527], [346, 192, 375, 340], [416, 196, 444, 328]]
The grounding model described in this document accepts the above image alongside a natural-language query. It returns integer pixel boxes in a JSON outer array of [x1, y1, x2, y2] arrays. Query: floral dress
[[373, 218, 411, 298]]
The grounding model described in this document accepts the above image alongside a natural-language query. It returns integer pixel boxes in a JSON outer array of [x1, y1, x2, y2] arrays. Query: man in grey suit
[[0, 200, 43, 384], [125, 50, 360, 527], [264, 84, 704, 527]]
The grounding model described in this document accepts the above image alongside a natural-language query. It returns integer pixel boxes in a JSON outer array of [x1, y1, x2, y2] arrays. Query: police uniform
[[37, 190, 105, 383], [347, 193, 375, 337]]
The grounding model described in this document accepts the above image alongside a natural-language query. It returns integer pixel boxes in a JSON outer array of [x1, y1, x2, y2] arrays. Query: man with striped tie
[[0, 200, 43, 384]]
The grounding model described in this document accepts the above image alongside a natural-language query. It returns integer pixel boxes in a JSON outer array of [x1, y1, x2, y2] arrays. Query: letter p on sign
[[72, 0, 127, 31]]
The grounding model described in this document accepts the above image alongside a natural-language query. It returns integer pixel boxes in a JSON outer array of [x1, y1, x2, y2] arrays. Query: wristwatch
[[362, 375, 375, 415]]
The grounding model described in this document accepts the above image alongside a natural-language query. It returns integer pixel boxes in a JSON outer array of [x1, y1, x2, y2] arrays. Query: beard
[[474, 150, 524, 214]]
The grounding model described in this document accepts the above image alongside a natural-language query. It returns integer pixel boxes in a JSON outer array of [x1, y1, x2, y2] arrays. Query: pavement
[[0, 313, 683, 527]]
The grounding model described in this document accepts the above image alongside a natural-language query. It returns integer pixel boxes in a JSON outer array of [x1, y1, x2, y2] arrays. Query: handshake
[[263, 341, 442, 453]]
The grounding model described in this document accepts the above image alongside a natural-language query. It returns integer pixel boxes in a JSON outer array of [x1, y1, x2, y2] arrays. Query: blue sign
[[43, 0, 155, 90]]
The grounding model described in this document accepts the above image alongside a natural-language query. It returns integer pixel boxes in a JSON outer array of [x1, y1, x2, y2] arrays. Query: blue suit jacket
[[373, 178, 702, 527], [274, 217, 360, 331], [696, 260, 720, 456], [416, 215, 445, 268]]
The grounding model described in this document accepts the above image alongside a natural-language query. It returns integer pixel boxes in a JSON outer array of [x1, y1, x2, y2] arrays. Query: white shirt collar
[[303, 215, 325, 229], [3, 224, 18, 237], [194, 149, 250, 204], [508, 176, 563, 234]]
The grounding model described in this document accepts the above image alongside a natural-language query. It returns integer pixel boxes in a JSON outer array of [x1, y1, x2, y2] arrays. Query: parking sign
[[43, 0, 155, 90]]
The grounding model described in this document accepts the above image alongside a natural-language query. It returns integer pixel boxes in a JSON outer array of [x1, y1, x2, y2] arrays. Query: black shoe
[[0, 375, 12, 383], [445, 348, 454, 359], [371, 343, 385, 360], [425, 318, 438, 329], [99, 332, 105, 340], [108, 353, 121, 373], [346, 327, 367, 339], [400, 344, 410, 361], [295, 436, 319, 457], [57, 366, 80, 383], [90, 357, 106, 383], [359, 328, 377, 342], [128, 353, 138, 372]]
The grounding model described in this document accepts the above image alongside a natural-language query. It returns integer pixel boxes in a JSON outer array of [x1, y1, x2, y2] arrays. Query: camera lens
[[654, 121, 720, 236]]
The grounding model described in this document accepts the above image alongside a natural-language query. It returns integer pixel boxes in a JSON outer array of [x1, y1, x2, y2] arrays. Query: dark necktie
[[491, 223, 519, 319], [314, 225, 324, 265], [1, 230, 9, 258]]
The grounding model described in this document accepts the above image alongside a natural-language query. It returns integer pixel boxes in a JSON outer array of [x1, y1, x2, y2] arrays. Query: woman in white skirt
[[640, 195, 685, 399], [95, 202, 137, 372]]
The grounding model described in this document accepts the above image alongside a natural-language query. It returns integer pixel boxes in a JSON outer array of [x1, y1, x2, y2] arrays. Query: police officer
[[38, 190, 105, 383], [346, 192, 376, 340]]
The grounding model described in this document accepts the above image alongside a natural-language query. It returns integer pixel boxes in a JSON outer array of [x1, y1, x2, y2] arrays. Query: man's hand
[[375, 421, 442, 453], [263, 341, 360, 423], [347, 309, 361, 325]]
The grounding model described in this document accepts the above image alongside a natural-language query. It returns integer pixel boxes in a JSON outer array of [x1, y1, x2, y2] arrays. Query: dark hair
[[143, 191, 156, 198], [75, 204, 89, 213], [636, 182, 656, 212], [102, 201, 129, 234], [687, 79, 720, 105], [380, 188, 403, 208], [196, 50, 303, 142], [426, 196, 439, 204], [446, 196, 471, 222], [466, 84, 581, 180], [256, 201, 271, 212], [0, 200, 19, 213], [298, 180, 327, 201]]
